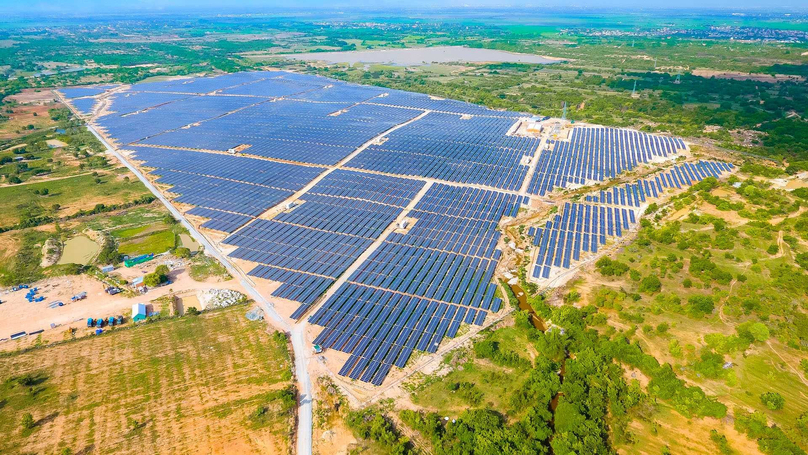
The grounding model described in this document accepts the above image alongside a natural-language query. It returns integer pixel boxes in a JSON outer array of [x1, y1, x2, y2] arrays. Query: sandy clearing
[[0, 256, 248, 349]]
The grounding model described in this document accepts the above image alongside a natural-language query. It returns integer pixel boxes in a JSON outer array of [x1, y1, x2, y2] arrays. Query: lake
[[276, 46, 563, 66]]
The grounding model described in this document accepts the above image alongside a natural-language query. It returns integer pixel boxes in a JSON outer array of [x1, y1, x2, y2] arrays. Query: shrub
[[759, 392, 785, 411], [638, 275, 662, 294], [687, 295, 714, 317], [173, 247, 191, 259], [595, 257, 629, 276], [21, 413, 34, 430]]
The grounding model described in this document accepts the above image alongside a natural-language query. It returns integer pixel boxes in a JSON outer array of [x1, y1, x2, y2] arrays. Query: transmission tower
[[561, 101, 567, 121], [631, 80, 637, 97]]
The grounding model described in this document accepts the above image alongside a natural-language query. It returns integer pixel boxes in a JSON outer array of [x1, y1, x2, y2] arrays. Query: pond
[[57, 235, 101, 265], [179, 233, 200, 251], [276, 46, 563, 66]]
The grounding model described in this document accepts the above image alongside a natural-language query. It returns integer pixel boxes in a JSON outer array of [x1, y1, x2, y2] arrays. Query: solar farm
[[57, 70, 735, 386]]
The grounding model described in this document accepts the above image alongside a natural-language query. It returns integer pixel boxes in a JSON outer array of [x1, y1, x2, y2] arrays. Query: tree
[[687, 295, 714, 316], [21, 413, 34, 430], [173, 247, 191, 259], [638, 275, 662, 294], [760, 392, 785, 411], [185, 306, 200, 316], [143, 273, 163, 287], [595, 257, 629, 276]]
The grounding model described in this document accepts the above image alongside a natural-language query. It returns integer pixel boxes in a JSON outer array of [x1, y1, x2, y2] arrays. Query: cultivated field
[[0, 305, 296, 455]]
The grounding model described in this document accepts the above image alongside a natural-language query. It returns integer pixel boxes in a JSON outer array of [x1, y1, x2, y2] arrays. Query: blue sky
[[0, 0, 804, 14]]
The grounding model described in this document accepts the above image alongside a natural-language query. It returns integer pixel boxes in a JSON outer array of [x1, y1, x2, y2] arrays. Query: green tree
[[638, 275, 662, 294], [760, 392, 785, 411]]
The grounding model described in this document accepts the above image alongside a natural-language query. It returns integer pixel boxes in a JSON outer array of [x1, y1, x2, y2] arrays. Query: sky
[[0, 0, 804, 14]]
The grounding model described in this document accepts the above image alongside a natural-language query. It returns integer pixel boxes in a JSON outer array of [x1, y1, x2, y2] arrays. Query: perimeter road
[[85, 124, 314, 455]]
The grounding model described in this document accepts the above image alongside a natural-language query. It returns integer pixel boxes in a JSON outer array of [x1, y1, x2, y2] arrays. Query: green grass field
[[0, 172, 151, 226], [117, 229, 176, 256]]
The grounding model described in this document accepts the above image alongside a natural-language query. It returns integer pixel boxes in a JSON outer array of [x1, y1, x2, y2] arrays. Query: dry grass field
[[0, 304, 296, 455]]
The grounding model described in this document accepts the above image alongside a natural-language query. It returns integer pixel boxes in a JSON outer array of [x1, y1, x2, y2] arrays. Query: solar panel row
[[531, 202, 637, 279], [98, 96, 263, 144], [308, 184, 518, 384], [58, 85, 117, 99], [346, 112, 535, 190], [186, 207, 253, 233], [311, 283, 482, 385], [584, 161, 735, 206], [526, 127, 686, 196], [102, 92, 192, 116], [138, 101, 420, 165], [367, 89, 523, 118], [223, 170, 425, 315], [128, 146, 322, 230], [70, 97, 97, 116]]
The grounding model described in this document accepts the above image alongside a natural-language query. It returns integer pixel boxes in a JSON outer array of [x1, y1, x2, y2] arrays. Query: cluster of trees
[[143, 264, 170, 288], [734, 408, 806, 455], [66, 195, 155, 220]]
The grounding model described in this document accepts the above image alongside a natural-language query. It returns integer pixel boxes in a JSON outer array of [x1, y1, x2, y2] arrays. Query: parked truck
[[96, 318, 104, 328], [108, 316, 116, 327], [71, 292, 87, 302], [87, 318, 95, 327]]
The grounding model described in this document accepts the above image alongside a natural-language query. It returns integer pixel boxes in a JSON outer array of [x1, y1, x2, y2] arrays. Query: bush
[[173, 247, 191, 259], [766, 244, 779, 255], [760, 392, 785, 411], [638, 275, 662, 294], [687, 295, 714, 317], [21, 412, 34, 430], [595, 257, 629, 276]]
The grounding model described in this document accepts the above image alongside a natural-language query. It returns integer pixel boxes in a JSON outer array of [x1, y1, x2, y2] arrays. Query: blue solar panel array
[[70, 97, 97, 116], [527, 127, 686, 196], [584, 161, 735, 206], [367, 89, 522, 118], [98, 96, 263, 145], [308, 184, 520, 384], [346, 113, 535, 190], [81, 71, 714, 386], [186, 207, 254, 233], [222, 170, 424, 314], [138, 100, 420, 165], [127, 145, 322, 231], [58, 85, 117, 99], [531, 202, 637, 280], [102, 91, 192, 116], [127, 71, 270, 94]]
